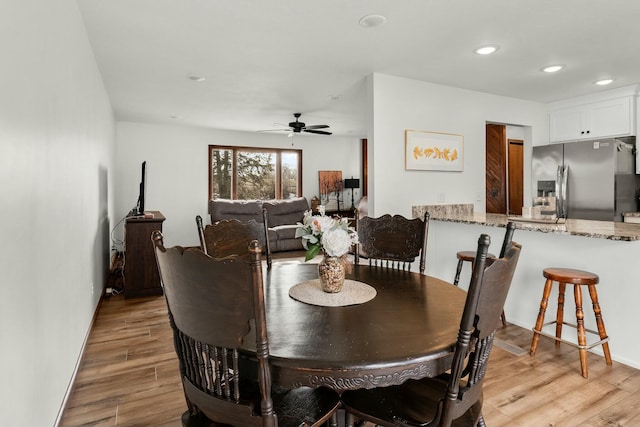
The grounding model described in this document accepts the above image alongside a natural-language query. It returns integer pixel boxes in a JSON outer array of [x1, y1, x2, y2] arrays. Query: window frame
[[208, 145, 303, 200]]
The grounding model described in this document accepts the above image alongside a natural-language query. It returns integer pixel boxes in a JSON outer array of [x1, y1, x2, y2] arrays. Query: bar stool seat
[[453, 251, 496, 285], [529, 267, 612, 378]]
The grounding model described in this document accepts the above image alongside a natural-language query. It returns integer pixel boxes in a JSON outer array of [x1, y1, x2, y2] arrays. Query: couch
[[209, 197, 310, 253]]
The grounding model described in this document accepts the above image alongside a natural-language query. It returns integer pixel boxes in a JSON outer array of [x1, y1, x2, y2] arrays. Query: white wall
[[115, 122, 361, 247], [0, 0, 115, 425], [367, 73, 548, 217]]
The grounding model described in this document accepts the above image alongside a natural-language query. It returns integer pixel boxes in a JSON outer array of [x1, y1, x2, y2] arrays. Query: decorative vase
[[318, 255, 346, 293]]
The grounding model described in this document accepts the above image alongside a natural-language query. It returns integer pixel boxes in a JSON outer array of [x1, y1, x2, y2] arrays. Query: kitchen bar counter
[[427, 212, 640, 241], [416, 205, 640, 370]]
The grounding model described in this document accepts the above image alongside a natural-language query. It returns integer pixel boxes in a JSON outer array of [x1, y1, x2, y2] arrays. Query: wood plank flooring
[[59, 293, 640, 426]]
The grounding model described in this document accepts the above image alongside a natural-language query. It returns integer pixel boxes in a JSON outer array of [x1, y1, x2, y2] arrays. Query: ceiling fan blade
[[304, 129, 332, 135], [257, 128, 292, 132], [304, 124, 329, 130]]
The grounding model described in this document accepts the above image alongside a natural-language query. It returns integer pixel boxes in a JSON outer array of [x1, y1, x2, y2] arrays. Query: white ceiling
[[77, 0, 640, 137]]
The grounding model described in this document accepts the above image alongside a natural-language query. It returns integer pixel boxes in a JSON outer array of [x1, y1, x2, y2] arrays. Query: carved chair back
[[196, 213, 271, 269], [354, 212, 430, 274], [440, 235, 521, 426], [152, 232, 276, 426]]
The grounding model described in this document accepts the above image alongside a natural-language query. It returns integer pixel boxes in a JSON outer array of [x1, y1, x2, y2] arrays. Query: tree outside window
[[209, 145, 302, 200]]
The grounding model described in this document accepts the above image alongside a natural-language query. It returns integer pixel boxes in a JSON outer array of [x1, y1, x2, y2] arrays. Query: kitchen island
[[422, 211, 640, 241], [416, 208, 640, 370]]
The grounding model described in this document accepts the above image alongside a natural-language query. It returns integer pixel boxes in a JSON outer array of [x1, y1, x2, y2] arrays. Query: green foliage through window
[[209, 146, 302, 200]]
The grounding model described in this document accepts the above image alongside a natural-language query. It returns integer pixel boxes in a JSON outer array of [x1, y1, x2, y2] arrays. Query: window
[[209, 145, 302, 200]]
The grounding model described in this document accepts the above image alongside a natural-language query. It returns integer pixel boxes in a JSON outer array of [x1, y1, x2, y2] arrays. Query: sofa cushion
[[270, 225, 304, 251], [262, 197, 309, 227], [209, 199, 263, 223]]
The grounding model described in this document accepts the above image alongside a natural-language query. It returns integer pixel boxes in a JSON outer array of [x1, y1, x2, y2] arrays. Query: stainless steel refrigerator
[[531, 136, 639, 221]]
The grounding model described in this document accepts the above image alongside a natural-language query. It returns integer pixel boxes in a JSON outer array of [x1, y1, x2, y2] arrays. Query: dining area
[[58, 208, 639, 427], [147, 208, 521, 427]]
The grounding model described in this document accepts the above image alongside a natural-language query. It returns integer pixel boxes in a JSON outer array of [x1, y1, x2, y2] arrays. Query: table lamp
[[344, 177, 360, 210]]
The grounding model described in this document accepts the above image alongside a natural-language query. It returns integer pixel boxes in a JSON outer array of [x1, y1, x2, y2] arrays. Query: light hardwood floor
[[59, 293, 640, 426]]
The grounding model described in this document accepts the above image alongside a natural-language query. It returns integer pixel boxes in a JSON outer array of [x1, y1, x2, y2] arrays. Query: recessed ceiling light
[[187, 74, 206, 82], [474, 45, 499, 55], [542, 65, 564, 73], [595, 79, 613, 86], [359, 14, 387, 28]]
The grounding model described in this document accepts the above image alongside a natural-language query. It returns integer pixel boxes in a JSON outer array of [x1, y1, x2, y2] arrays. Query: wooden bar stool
[[529, 268, 612, 378], [452, 222, 515, 327], [453, 250, 496, 286]]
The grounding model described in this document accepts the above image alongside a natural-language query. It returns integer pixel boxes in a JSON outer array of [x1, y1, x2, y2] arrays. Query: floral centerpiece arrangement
[[295, 206, 359, 292]]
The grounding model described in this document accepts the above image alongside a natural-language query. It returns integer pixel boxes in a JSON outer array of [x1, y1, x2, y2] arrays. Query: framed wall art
[[405, 130, 464, 172], [318, 170, 343, 210]]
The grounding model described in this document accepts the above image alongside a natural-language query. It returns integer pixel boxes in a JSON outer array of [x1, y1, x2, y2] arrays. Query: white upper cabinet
[[549, 96, 635, 143]]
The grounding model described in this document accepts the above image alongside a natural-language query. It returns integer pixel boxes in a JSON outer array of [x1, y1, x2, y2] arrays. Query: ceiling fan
[[260, 113, 332, 136]]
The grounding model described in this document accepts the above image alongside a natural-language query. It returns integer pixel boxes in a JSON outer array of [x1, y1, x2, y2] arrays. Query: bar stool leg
[[530, 278, 554, 356], [555, 282, 566, 347], [574, 285, 589, 378], [588, 284, 612, 366], [453, 258, 464, 286]]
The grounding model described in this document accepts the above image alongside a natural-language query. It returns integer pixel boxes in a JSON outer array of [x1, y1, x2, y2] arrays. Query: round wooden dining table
[[246, 262, 467, 392]]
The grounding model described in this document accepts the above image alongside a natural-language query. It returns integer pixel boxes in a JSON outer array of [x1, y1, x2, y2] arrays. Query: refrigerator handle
[[556, 165, 568, 218], [555, 166, 562, 218]]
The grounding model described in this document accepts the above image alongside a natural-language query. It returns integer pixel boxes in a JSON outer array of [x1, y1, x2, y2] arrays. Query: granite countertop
[[429, 212, 640, 241]]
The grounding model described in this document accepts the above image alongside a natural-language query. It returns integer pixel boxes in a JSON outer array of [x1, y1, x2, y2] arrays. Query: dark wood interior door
[[508, 139, 524, 215], [486, 124, 506, 214]]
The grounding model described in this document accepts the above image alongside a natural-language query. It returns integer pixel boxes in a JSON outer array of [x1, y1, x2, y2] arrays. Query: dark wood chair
[[354, 212, 430, 274], [152, 232, 340, 427], [342, 234, 522, 427], [453, 221, 516, 326], [196, 213, 272, 270]]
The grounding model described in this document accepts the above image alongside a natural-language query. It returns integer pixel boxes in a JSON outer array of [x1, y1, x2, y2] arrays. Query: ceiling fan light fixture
[[474, 45, 499, 55], [359, 14, 387, 28], [287, 131, 294, 138], [595, 79, 614, 86], [541, 64, 564, 73]]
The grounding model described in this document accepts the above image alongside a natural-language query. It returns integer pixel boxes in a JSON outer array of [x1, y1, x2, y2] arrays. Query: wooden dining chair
[[342, 234, 522, 427], [152, 232, 340, 427], [196, 213, 272, 269], [354, 212, 430, 274], [453, 221, 516, 326]]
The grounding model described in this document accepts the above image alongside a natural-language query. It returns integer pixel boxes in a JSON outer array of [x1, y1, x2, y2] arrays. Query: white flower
[[321, 228, 353, 257], [295, 205, 358, 261], [311, 215, 334, 234]]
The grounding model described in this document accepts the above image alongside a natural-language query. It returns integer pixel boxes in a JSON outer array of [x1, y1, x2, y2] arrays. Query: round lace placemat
[[288, 279, 377, 307]]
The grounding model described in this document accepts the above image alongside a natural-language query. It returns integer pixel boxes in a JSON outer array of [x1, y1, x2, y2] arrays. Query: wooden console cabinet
[[124, 211, 165, 298]]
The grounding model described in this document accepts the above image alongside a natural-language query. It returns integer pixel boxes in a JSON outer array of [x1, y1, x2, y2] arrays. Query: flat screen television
[[136, 161, 146, 215]]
